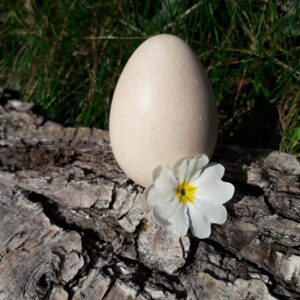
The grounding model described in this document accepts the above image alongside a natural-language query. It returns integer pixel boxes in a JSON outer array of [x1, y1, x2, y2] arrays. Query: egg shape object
[[109, 34, 218, 188]]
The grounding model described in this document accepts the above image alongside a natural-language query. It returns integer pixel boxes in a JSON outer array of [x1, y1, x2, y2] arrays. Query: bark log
[[0, 94, 299, 299]]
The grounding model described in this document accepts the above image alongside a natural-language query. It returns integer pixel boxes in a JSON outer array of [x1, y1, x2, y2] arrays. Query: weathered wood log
[[0, 95, 299, 299]]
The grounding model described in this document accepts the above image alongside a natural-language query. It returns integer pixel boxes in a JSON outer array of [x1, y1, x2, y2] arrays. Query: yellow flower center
[[175, 180, 197, 204]]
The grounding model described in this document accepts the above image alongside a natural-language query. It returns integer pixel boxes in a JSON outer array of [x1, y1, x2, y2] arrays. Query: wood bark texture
[[0, 92, 299, 300]]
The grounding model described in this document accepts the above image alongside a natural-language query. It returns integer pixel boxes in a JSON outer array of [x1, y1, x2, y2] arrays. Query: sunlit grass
[[0, 0, 299, 155]]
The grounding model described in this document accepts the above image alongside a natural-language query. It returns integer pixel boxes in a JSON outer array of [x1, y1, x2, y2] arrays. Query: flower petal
[[167, 204, 189, 238], [154, 195, 179, 222], [187, 201, 211, 239], [144, 164, 177, 206], [173, 157, 189, 182], [152, 164, 178, 186], [193, 163, 235, 204], [153, 209, 170, 227], [152, 164, 164, 181], [194, 162, 225, 183], [173, 154, 209, 182], [187, 154, 210, 181], [199, 198, 227, 224]]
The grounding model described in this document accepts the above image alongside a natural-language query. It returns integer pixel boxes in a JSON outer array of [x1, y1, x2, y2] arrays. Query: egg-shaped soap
[[109, 34, 218, 188]]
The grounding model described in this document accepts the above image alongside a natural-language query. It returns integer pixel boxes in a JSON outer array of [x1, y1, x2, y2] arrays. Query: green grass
[[0, 0, 299, 155]]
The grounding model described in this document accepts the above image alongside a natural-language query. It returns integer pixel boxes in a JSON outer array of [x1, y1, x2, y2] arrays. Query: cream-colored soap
[[109, 34, 218, 188]]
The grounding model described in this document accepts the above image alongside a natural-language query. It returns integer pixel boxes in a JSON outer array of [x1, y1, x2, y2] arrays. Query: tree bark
[[0, 95, 299, 299]]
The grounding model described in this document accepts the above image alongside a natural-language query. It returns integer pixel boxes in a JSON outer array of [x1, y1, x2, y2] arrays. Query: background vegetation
[[0, 0, 299, 155]]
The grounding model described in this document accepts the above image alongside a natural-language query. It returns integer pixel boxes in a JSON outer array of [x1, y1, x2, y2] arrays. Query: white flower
[[144, 154, 235, 239]]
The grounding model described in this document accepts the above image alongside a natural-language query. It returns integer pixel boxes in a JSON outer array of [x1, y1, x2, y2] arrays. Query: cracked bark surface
[[0, 93, 299, 299]]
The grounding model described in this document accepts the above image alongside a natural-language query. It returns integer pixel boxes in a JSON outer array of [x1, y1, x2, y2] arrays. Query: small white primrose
[[144, 154, 235, 239]]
